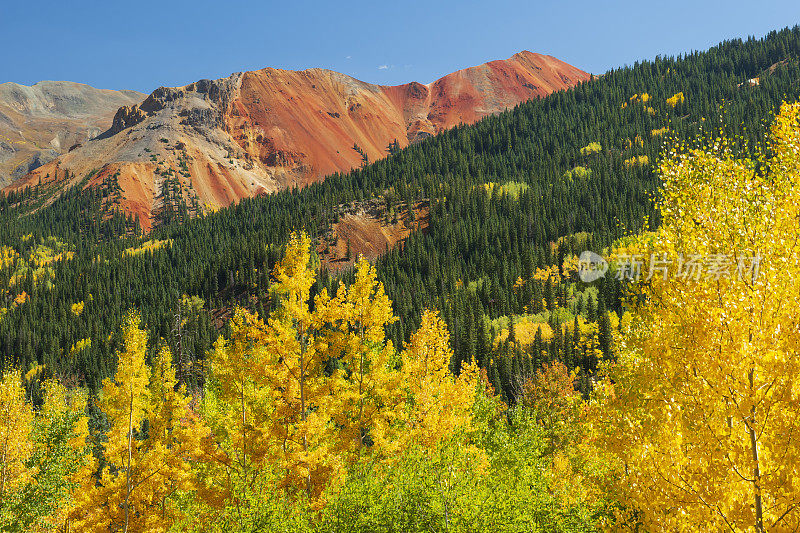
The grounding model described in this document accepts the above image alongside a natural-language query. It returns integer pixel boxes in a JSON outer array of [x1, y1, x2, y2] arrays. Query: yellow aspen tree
[[0, 370, 34, 529], [385, 310, 483, 531], [76, 312, 150, 532], [73, 313, 200, 532], [594, 102, 800, 531], [386, 309, 480, 457], [32, 379, 91, 532], [314, 256, 399, 461], [0, 373, 92, 532], [257, 232, 341, 502], [197, 307, 272, 514], [139, 346, 207, 530], [200, 234, 397, 508], [521, 361, 581, 444]]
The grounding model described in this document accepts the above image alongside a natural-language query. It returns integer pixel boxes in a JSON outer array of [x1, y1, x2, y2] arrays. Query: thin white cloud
[[346, 55, 352, 59], [377, 64, 390, 70]]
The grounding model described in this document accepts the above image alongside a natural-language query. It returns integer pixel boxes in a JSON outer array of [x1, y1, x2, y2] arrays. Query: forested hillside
[[1, 27, 799, 398], [4, 98, 800, 528], [3, 25, 800, 533]]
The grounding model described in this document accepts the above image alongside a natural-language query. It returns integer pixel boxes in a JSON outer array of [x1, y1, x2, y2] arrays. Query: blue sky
[[2, 0, 799, 93]]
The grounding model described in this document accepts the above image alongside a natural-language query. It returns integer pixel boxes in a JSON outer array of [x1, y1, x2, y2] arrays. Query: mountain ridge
[[0, 81, 145, 186], [4, 51, 589, 230]]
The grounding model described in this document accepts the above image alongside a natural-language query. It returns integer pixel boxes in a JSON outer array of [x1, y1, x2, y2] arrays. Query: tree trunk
[[748, 367, 764, 533], [124, 389, 133, 533], [299, 327, 312, 495]]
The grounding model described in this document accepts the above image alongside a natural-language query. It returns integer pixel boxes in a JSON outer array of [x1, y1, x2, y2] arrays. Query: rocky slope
[[0, 81, 144, 187], [5, 52, 589, 230]]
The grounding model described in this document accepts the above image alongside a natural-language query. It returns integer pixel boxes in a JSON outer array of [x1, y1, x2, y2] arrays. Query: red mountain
[[5, 52, 589, 230]]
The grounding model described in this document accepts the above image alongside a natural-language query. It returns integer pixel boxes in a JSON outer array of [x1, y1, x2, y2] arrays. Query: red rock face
[[227, 51, 588, 185], [5, 52, 589, 230]]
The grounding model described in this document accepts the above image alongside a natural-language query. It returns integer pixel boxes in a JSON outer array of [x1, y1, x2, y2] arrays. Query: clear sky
[[2, 0, 799, 94]]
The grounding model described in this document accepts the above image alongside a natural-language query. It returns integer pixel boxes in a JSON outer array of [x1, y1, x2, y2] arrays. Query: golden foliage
[[521, 361, 580, 438], [533, 264, 561, 283], [494, 319, 554, 349], [563, 166, 592, 180], [580, 142, 602, 156], [627, 93, 650, 105], [315, 255, 399, 467], [625, 135, 645, 149], [482, 181, 530, 199], [71, 313, 205, 532], [260, 230, 342, 500], [594, 101, 800, 531], [390, 309, 480, 456], [623, 155, 650, 167], [0, 246, 18, 270], [200, 232, 482, 515], [200, 308, 273, 509], [3, 237, 72, 289], [666, 91, 685, 107], [69, 338, 91, 357], [123, 239, 173, 257], [0, 374, 90, 531], [0, 370, 35, 511], [71, 301, 85, 316]]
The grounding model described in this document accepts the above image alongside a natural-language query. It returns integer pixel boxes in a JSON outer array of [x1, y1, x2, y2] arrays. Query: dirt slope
[[0, 81, 144, 187], [319, 200, 430, 271]]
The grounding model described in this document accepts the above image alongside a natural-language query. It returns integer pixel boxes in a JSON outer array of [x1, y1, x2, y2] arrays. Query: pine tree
[[476, 317, 490, 369]]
